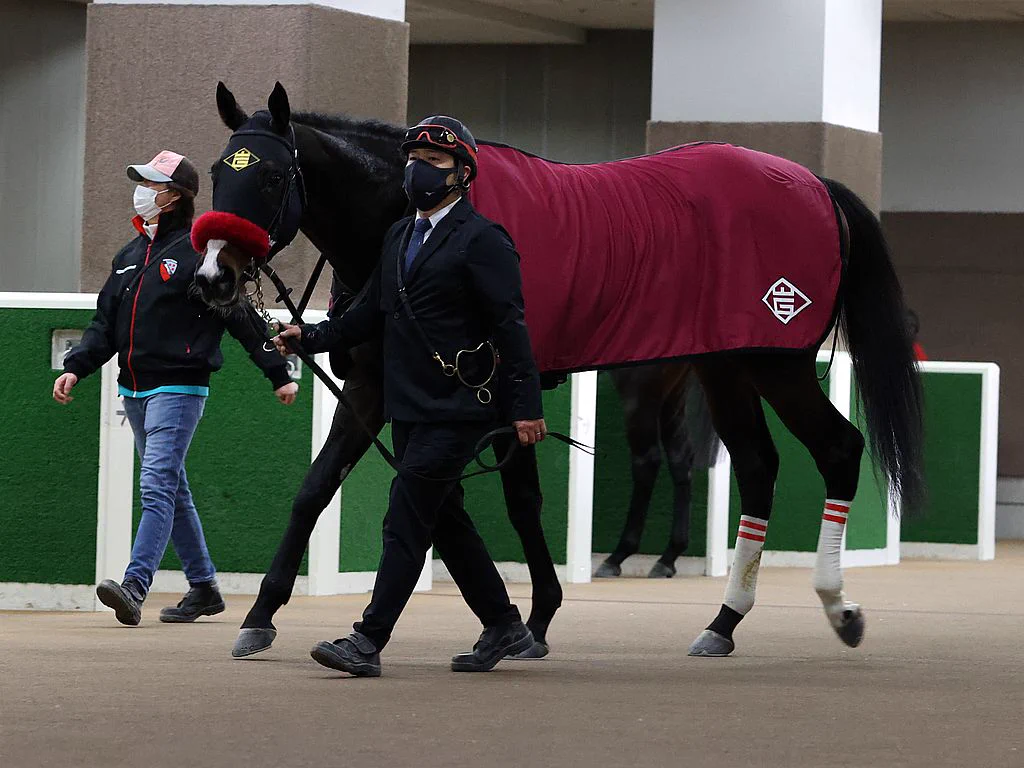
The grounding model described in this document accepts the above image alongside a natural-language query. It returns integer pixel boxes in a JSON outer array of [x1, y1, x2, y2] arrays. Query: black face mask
[[404, 160, 456, 211]]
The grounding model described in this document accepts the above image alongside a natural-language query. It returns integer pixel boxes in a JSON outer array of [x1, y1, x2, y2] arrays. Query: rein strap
[[252, 264, 593, 484]]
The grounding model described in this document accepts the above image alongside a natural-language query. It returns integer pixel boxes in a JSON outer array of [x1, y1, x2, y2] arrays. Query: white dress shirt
[[420, 197, 460, 243]]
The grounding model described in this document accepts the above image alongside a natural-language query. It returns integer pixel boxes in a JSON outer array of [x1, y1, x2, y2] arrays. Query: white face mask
[[133, 185, 174, 222]]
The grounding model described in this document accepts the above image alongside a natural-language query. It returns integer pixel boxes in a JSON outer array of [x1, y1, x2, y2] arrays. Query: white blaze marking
[[198, 239, 227, 279]]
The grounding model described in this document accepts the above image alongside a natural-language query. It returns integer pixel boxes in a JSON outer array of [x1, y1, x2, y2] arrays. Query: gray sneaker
[[96, 579, 144, 626]]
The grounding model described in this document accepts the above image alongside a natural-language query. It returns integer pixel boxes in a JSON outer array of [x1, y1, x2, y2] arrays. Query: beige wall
[[0, 0, 86, 291], [81, 3, 409, 308]]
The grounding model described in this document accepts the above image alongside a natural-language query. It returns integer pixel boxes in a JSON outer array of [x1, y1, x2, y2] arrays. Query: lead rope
[[244, 268, 594, 484]]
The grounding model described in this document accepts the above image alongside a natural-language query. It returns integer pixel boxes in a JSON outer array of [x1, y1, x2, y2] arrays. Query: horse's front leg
[[233, 341, 385, 658], [493, 433, 561, 659]]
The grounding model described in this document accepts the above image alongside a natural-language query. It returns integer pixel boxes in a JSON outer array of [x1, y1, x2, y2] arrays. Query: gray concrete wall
[[883, 211, 1024, 477], [409, 31, 651, 162], [0, 0, 86, 292], [881, 22, 1024, 213]]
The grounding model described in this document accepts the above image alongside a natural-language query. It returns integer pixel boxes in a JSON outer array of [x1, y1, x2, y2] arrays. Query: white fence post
[[566, 371, 597, 584], [94, 359, 135, 603], [705, 447, 731, 577], [305, 345, 343, 596]]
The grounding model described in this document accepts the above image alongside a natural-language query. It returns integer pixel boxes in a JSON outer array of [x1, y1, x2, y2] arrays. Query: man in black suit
[[273, 116, 546, 677]]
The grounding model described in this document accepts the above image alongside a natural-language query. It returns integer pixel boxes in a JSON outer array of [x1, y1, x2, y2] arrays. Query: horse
[[195, 83, 715, 659], [596, 364, 719, 579], [193, 83, 924, 657]]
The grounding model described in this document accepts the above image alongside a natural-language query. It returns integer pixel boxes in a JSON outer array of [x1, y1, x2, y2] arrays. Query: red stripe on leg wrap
[[737, 531, 766, 542], [822, 514, 848, 525]]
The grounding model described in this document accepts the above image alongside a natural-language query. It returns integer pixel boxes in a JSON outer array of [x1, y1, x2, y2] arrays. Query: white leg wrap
[[724, 516, 768, 616], [814, 499, 858, 627]]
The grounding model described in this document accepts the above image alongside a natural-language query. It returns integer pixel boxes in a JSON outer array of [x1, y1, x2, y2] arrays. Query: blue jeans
[[123, 393, 215, 594]]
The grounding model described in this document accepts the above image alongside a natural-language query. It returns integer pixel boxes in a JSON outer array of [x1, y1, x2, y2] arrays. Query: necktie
[[404, 217, 433, 276]]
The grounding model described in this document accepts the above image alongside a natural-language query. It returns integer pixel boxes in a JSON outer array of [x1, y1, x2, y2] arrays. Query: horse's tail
[[684, 371, 721, 471], [822, 177, 925, 513]]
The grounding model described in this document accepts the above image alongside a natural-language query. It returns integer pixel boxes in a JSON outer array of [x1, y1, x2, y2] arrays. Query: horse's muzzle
[[193, 266, 243, 308]]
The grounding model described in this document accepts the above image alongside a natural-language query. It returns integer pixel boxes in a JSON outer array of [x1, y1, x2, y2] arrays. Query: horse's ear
[[216, 82, 248, 130], [268, 81, 291, 135]]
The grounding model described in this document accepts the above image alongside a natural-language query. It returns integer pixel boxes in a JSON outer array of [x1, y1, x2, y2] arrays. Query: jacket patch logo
[[160, 259, 178, 282], [224, 148, 260, 171], [762, 277, 811, 325]]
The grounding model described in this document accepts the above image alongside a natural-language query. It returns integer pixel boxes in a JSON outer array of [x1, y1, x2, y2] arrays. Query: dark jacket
[[63, 216, 291, 393], [301, 197, 543, 423]]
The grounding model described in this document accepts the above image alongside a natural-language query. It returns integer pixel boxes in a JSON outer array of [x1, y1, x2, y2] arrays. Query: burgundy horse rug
[[469, 142, 843, 374]]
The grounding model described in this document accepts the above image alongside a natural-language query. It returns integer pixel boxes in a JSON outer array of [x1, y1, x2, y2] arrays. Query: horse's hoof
[[648, 561, 676, 578], [507, 640, 549, 660], [834, 607, 865, 648], [232, 627, 277, 658], [687, 629, 735, 657], [593, 561, 621, 578]]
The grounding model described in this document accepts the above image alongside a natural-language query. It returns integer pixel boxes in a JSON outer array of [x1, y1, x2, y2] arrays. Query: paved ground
[[2, 545, 1022, 768]]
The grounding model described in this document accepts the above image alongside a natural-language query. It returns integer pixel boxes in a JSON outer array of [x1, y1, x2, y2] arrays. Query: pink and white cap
[[127, 150, 199, 196]]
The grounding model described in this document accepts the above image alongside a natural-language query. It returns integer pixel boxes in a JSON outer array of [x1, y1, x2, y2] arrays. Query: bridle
[[222, 124, 329, 328], [231, 123, 307, 263]]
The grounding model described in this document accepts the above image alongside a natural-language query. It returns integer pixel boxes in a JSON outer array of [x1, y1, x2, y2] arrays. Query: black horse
[[596, 364, 719, 579], [196, 83, 923, 658], [200, 84, 570, 659]]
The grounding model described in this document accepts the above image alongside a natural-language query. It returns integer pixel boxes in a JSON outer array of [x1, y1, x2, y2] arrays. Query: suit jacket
[[301, 196, 543, 423]]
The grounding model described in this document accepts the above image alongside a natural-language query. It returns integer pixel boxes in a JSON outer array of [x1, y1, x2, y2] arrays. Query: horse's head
[[192, 82, 304, 308]]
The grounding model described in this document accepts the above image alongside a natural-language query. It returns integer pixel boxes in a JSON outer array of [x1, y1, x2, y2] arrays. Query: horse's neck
[[296, 122, 406, 291]]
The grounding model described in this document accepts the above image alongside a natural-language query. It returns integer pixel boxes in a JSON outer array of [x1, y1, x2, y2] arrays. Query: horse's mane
[[292, 111, 406, 168]]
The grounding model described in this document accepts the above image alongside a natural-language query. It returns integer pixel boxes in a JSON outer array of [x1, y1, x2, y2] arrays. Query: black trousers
[[354, 420, 521, 650]]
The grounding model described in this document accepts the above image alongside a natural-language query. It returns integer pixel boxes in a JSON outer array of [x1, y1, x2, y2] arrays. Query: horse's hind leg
[[596, 369, 663, 577], [688, 359, 778, 657], [234, 344, 385, 658], [651, 379, 694, 578], [494, 434, 561, 658], [746, 351, 866, 647]]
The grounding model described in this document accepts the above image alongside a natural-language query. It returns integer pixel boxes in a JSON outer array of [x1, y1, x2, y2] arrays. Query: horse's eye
[[268, 172, 284, 185]]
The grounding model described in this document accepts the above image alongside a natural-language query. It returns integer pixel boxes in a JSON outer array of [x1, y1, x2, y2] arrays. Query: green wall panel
[[846, 380, 889, 550], [0, 309, 100, 584], [901, 372, 982, 545], [133, 335, 312, 575], [339, 422, 392, 573], [463, 386, 570, 563], [343, 385, 572, 571], [593, 372, 708, 559]]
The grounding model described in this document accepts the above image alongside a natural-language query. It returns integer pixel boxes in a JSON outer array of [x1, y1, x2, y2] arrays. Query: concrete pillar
[[648, 0, 883, 210], [81, 1, 409, 307]]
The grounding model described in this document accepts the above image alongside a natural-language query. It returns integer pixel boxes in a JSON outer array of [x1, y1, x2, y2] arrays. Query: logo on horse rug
[[224, 148, 260, 171], [762, 278, 812, 324], [159, 259, 178, 282]]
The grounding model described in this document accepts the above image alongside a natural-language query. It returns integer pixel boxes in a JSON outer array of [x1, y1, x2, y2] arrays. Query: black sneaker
[[451, 621, 534, 672], [310, 632, 382, 677], [159, 582, 226, 623], [96, 578, 145, 626]]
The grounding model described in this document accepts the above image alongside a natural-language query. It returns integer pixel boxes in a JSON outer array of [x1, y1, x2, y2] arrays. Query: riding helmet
[[401, 116, 479, 183]]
